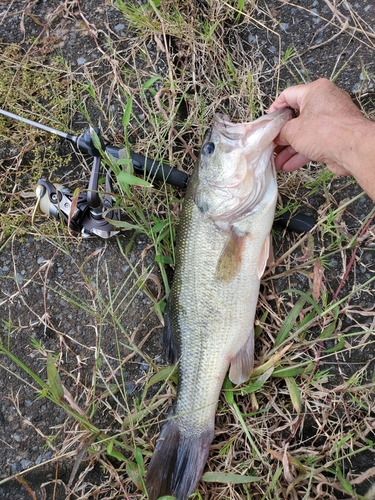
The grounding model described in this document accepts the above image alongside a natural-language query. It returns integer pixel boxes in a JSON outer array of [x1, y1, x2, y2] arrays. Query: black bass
[[146, 108, 292, 500]]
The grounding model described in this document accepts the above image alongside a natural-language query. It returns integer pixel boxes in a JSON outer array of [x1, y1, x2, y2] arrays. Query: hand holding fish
[[269, 78, 375, 201]]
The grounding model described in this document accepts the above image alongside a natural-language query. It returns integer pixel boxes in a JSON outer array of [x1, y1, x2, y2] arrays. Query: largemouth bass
[[146, 108, 292, 500]]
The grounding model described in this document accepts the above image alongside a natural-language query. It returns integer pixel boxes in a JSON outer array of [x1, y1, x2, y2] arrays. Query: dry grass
[[0, 0, 375, 499]]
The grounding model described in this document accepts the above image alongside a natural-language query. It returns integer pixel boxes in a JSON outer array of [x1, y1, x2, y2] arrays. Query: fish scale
[[172, 193, 254, 430], [146, 108, 293, 500]]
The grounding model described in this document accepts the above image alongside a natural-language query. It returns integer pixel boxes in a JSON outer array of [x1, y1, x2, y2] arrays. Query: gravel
[[1, 0, 375, 498]]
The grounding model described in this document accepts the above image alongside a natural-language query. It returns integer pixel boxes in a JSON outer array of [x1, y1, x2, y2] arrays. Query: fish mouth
[[196, 109, 291, 220], [213, 108, 293, 142]]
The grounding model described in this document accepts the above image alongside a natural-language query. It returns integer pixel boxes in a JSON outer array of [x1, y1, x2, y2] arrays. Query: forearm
[[338, 118, 375, 201], [270, 79, 375, 201]]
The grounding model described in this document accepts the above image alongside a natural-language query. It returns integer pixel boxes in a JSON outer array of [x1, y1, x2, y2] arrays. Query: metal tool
[[1, 108, 189, 238]]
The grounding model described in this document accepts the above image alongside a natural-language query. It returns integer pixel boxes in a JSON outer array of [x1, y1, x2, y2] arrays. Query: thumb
[[274, 117, 299, 147]]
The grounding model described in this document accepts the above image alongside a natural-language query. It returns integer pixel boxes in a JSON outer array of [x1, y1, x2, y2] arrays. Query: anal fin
[[229, 332, 254, 385]]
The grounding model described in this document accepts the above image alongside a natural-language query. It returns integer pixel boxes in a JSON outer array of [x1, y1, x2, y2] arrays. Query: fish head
[[194, 108, 293, 224]]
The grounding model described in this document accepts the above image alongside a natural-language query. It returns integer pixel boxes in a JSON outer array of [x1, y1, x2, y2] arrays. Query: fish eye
[[202, 142, 215, 156]]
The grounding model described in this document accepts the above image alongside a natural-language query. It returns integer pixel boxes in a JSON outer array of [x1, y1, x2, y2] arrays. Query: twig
[[332, 209, 375, 301]]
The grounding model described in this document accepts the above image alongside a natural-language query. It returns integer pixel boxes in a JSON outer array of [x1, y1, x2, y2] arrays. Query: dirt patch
[[1, 1, 375, 499]]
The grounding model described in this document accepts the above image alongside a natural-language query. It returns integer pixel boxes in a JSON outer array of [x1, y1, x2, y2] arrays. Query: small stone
[[11, 462, 21, 473], [21, 459, 32, 470], [125, 382, 135, 394], [352, 82, 360, 93], [247, 34, 256, 44], [15, 273, 23, 284], [13, 433, 22, 442], [77, 57, 87, 65]]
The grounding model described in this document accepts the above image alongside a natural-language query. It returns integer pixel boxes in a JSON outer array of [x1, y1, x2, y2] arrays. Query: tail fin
[[146, 416, 214, 500]]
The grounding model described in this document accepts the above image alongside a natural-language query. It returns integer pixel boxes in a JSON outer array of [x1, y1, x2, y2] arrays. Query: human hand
[[268, 78, 365, 176]]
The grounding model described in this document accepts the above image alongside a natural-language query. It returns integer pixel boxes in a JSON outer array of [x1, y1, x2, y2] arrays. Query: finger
[[268, 84, 306, 113], [275, 115, 305, 148], [273, 130, 290, 147], [274, 146, 296, 170], [281, 152, 311, 172], [273, 120, 296, 147], [268, 96, 291, 114], [274, 147, 310, 172]]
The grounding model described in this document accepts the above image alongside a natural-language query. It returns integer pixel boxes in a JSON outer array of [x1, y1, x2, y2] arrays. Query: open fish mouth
[[195, 108, 293, 222], [211, 109, 293, 162]]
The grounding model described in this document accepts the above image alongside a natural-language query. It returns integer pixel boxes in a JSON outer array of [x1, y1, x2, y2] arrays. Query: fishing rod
[[0, 108, 189, 238], [0, 108, 315, 238]]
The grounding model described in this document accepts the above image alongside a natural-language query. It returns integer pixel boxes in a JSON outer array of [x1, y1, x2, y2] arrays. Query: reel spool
[[35, 182, 71, 219], [32, 178, 120, 239]]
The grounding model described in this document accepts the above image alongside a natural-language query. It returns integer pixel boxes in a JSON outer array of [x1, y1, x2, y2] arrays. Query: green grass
[[1, 0, 375, 499]]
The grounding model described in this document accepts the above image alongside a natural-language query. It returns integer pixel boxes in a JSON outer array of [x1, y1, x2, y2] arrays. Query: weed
[[1, 1, 375, 499]]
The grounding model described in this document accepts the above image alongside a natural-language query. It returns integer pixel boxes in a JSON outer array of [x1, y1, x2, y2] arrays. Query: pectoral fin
[[267, 236, 275, 271], [215, 229, 246, 283], [229, 332, 254, 385], [257, 234, 272, 279]]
